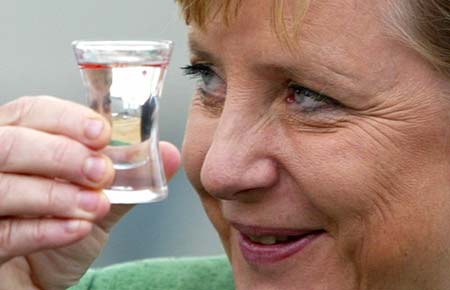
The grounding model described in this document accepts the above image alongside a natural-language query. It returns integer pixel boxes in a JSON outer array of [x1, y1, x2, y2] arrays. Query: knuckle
[[7, 96, 36, 126], [46, 180, 58, 209], [0, 127, 17, 169], [55, 106, 70, 133], [51, 137, 73, 165], [33, 219, 47, 243], [0, 173, 13, 204], [0, 220, 14, 251], [45, 180, 70, 213]]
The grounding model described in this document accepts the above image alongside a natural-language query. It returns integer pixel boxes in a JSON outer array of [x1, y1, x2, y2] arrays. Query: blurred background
[[0, 0, 224, 267]]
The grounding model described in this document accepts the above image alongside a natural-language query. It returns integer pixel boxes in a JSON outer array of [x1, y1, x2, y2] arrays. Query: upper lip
[[231, 222, 322, 237]]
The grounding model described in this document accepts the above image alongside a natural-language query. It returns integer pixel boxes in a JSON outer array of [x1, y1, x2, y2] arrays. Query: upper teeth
[[249, 235, 289, 245]]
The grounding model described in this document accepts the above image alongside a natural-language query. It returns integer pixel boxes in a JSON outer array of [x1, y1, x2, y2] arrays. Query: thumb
[[160, 141, 181, 181]]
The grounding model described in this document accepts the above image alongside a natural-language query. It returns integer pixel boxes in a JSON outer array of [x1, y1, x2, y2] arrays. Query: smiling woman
[[178, 0, 450, 290], [1, 0, 450, 290]]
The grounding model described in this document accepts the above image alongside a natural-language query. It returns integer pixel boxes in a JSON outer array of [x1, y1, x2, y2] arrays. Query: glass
[[72, 40, 174, 204]]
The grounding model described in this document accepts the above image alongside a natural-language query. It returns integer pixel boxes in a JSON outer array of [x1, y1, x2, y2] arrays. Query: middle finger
[[0, 173, 110, 220], [0, 126, 114, 188]]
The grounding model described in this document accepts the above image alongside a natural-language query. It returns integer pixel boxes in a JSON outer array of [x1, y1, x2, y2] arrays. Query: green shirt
[[68, 256, 235, 290]]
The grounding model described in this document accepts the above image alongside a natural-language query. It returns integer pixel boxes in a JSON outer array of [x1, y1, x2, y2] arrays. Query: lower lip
[[238, 231, 325, 265]]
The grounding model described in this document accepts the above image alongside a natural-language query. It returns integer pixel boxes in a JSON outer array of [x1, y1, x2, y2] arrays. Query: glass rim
[[72, 40, 174, 51]]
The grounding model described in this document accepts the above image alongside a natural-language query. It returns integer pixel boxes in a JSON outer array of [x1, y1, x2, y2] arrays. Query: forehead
[[199, 1, 387, 47], [191, 0, 390, 63], [188, 0, 402, 94], [191, 0, 382, 42]]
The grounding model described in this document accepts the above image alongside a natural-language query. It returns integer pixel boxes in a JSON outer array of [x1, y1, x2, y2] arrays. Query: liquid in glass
[[73, 41, 173, 203]]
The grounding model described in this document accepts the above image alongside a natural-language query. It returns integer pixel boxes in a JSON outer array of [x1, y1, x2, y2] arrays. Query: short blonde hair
[[386, 0, 450, 77], [175, 0, 309, 43], [176, 0, 450, 77]]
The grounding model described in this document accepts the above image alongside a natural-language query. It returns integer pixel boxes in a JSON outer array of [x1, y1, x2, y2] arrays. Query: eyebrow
[[188, 38, 222, 64], [187, 34, 363, 99]]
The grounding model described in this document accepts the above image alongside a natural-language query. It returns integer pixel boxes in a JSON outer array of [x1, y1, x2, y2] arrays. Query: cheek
[[182, 106, 232, 243], [287, 116, 450, 286], [182, 106, 215, 188], [290, 114, 450, 222]]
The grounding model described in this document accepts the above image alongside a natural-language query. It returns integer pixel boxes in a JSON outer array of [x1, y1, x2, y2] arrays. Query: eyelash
[[287, 84, 340, 106], [181, 63, 227, 100], [181, 63, 340, 111], [181, 63, 214, 80]]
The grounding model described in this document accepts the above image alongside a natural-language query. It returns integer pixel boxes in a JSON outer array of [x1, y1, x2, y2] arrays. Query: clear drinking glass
[[72, 40, 174, 204]]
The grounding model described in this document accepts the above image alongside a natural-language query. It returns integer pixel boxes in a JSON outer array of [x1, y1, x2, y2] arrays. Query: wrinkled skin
[[182, 0, 450, 289], [0, 96, 180, 290]]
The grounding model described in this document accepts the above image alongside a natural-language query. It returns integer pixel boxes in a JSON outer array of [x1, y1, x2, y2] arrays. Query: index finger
[[0, 96, 111, 150]]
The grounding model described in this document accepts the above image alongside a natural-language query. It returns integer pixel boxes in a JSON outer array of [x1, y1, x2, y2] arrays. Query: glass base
[[103, 186, 168, 204]]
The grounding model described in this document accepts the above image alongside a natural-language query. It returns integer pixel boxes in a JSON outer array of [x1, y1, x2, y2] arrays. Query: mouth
[[232, 222, 326, 265]]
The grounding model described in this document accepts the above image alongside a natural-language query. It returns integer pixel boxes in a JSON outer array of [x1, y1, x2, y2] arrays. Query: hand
[[0, 96, 181, 290]]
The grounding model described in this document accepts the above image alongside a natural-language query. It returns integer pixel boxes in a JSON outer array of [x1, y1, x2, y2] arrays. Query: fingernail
[[83, 157, 106, 182], [78, 192, 100, 212], [84, 119, 104, 140]]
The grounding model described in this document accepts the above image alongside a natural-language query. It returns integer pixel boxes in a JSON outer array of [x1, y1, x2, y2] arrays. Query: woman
[[0, 0, 449, 289]]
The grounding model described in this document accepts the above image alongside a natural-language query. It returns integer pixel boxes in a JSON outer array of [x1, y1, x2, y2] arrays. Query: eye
[[181, 63, 226, 100], [286, 83, 340, 112]]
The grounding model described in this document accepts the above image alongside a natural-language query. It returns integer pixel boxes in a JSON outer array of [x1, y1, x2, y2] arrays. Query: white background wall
[[0, 0, 224, 267]]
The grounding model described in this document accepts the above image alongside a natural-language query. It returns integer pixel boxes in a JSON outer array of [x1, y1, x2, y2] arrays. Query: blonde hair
[[385, 0, 450, 77], [175, 0, 309, 43], [176, 0, 450, 77]]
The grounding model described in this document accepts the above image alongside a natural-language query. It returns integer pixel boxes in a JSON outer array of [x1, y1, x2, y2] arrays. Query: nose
[[200, 107, 279, 200]]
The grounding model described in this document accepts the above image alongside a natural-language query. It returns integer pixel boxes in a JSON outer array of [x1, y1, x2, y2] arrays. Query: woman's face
[[182, 0, 450, 289]]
